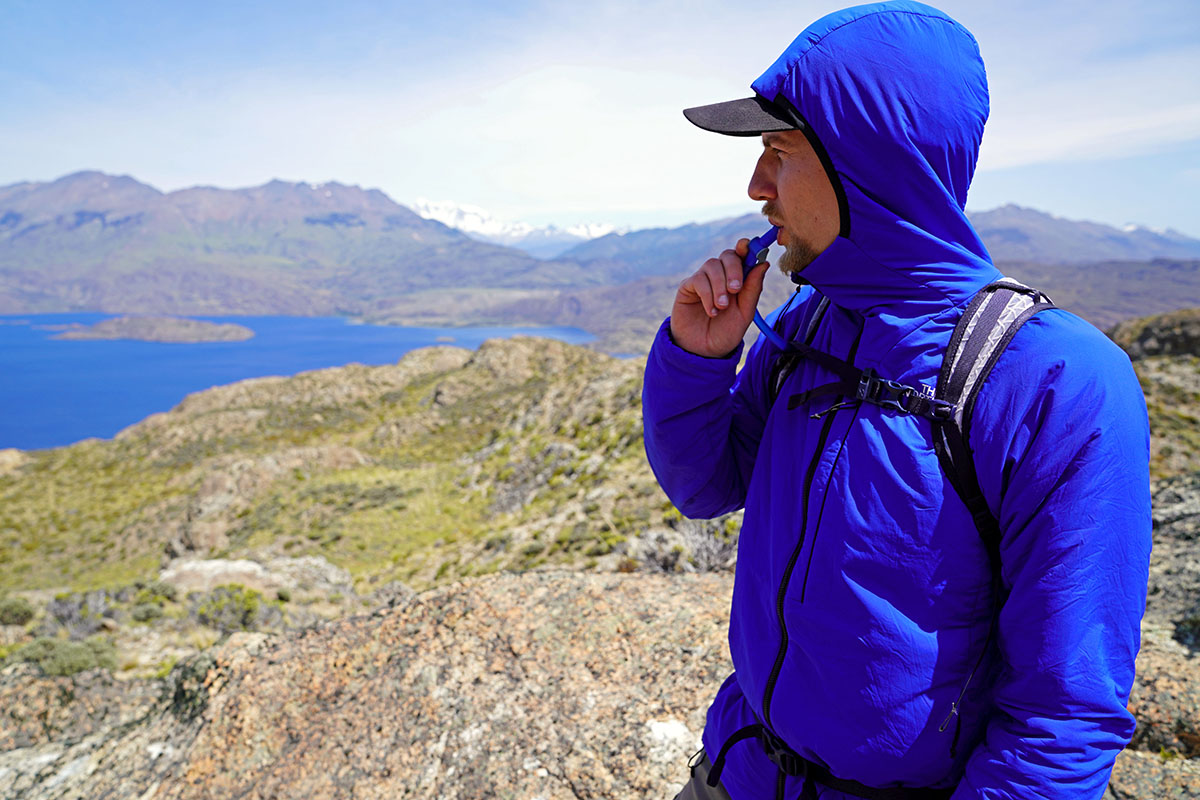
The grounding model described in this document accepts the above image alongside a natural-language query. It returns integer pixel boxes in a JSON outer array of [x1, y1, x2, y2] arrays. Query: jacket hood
[[751, 1, 1000, 320]]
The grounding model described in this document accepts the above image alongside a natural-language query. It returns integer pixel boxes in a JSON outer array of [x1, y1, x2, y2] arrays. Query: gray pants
[[673, 752, 733, 800]]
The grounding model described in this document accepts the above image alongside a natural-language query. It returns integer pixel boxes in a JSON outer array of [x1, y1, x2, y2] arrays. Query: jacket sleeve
[[641, 318, 774, 519], [950, 311, 1152, 799]]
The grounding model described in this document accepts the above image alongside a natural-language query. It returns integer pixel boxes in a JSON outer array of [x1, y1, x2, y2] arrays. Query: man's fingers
[[682, 267, 720, 317], [719, 249, 745, 294], [669, 237, 765, 357], [678, 237, 766, 317], [702, 258, 735, 314]]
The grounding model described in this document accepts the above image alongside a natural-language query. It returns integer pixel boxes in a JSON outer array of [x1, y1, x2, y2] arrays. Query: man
[[641, 2, 1152, 799]]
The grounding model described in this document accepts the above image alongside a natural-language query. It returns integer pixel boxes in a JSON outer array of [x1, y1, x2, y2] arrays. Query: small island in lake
[[52, 316, 255, 343]]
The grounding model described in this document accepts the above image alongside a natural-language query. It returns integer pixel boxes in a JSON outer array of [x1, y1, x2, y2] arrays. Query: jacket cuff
[[644, 319, 744, 420], [656, 317, 745, 364]]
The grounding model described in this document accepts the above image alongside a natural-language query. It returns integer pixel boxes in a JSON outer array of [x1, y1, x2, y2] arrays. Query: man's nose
[[748, 154, 775, 202]]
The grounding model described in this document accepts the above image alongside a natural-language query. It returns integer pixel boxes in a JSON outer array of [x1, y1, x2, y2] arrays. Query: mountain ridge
[[0, 171, 600, 317], [559, 204, 1200, 266], [5, 171, 1200, 354]]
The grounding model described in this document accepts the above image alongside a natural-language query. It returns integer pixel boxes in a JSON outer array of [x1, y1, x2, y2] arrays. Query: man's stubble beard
[[762, 202, 820, 275], [777, 239, 820, 274]]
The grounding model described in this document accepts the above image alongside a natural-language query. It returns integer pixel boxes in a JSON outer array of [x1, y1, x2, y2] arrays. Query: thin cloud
[[0, 0, 1195, 232]]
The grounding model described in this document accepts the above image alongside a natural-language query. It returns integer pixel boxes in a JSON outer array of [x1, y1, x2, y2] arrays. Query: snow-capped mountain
[[411, 198, 622, 259]]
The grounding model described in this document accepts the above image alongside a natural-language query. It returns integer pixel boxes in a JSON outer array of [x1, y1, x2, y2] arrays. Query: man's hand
[[670, 238, 768, 358]]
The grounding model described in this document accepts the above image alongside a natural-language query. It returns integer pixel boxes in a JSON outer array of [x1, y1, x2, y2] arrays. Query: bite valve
[[743, 226, 779, 271], [742, 225, 789, 351]]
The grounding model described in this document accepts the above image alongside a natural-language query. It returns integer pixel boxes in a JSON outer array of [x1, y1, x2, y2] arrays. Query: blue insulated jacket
[[643, 3, 1151, 798]]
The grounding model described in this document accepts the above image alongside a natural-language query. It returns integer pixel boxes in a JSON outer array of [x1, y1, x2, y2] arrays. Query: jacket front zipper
[[761, 324, 864, 732]]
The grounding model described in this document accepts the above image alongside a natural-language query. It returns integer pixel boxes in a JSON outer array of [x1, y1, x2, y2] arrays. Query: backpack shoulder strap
[[933, 278, 1056, 564], [766, 292, 829, 407]]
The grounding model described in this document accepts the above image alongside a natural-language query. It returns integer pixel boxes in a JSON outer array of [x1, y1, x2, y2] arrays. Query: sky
[[2, 0, 1198, 236]]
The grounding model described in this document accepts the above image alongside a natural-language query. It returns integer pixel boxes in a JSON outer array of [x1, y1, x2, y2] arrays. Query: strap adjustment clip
[[854, 369, 957, 420], [856, 368, 914, 413]]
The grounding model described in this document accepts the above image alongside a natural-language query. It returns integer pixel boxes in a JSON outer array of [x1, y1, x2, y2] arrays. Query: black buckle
[[759, 727, 807, 777], [855, 370, 960, 421], [856, 368, 914, 414]]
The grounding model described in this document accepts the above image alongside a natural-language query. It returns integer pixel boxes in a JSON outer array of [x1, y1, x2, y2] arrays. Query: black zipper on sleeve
[[761, 324, 864, 733]]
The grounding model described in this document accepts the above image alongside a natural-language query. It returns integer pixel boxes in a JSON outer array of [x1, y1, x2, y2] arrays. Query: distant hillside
[[0, 172, 597, 316], [560, 205, 1200, 277], [559, 213, 766, 282], [501, 210, 1200, 352], [969, 205, 1200, 263], [5, 173, 1200, 352], [381, 258, 1200, 356], [1002, 258, 1200, 330]]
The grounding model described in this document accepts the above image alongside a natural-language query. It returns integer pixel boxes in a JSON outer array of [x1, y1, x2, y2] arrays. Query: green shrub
[[131, 603, 164, 623], [134, 580, 178, 606], [276, 588, 291, 603], [9, 636, 117, 676], [585, 540, 614, 556], [0, 596, 35, 626], [195, 584, 262, 633], [153, 655, 179, 680]]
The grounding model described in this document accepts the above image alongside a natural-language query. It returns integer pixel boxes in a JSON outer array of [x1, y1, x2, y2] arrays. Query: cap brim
[[683, 95, 803, 137]]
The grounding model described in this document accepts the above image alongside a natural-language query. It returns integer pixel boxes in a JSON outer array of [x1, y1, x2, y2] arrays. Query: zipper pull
[[938, 701, 959, 733], [810, 400, 856, 420], [939, 701, 965, 758]]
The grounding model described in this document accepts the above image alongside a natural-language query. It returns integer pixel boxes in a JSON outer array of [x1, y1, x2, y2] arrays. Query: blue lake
[[0, 314, 594, 451]]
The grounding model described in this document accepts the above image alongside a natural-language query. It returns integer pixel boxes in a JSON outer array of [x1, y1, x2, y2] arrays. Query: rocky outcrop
[[0, 448, 27, 476], [0, 662, 161, 753], [1125, 471, 1200, 781], [1, 572, 732, 799], [1109, 749, 1200, 798], [163, 445, 371, 556], [1148, 474, 1200, 649], [3, 561, 1199, 798], [157, 555, 354, 598], [1110, 308, 1200, 360]]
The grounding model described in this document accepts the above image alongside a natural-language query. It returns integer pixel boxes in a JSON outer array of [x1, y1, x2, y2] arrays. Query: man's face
[[749, 130, 840, 274]]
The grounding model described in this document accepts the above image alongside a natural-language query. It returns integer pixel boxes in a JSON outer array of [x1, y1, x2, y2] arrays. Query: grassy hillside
[[1, 314, 1194, 677], [3, 317, 1194, 595], [0, 339, 682, 598]]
